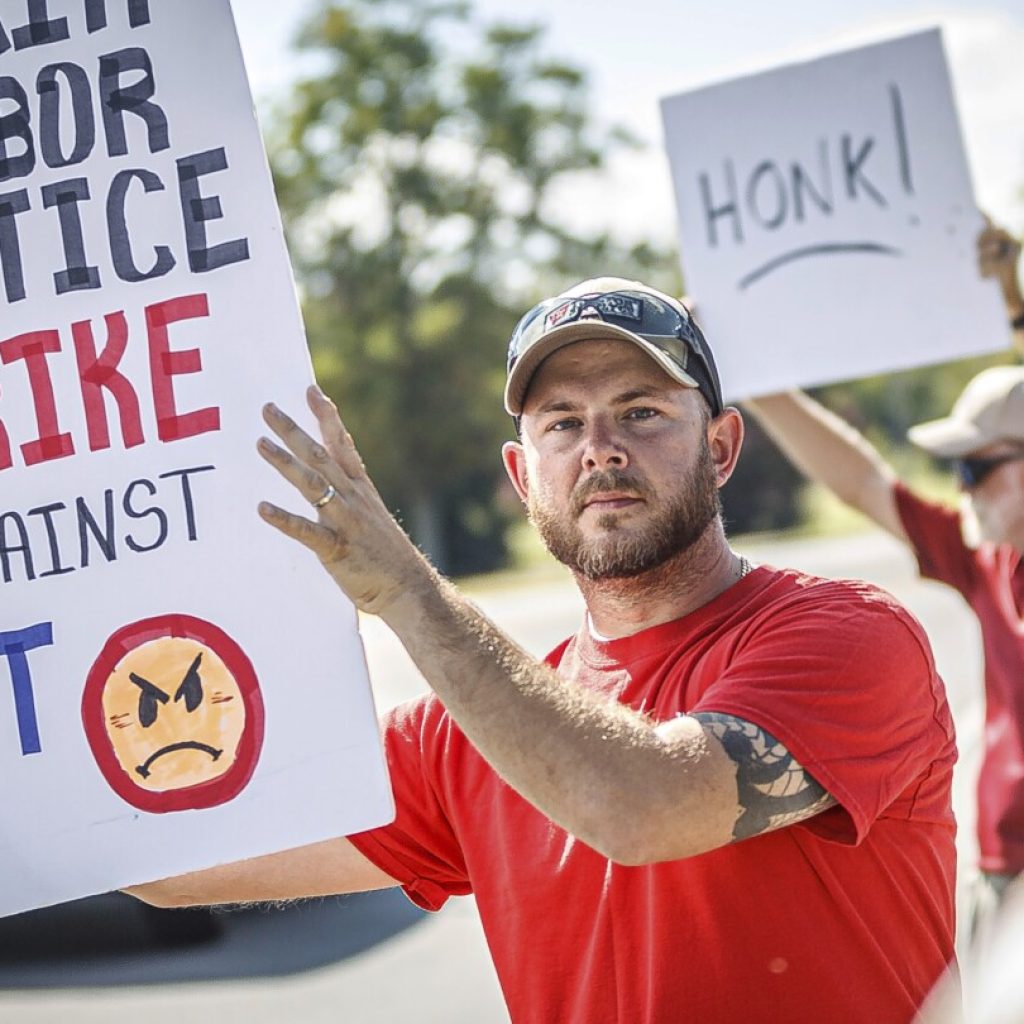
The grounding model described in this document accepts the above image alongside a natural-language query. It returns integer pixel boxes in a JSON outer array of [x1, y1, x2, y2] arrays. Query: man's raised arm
[[743, 391, 906, 540], [248, 388, 840, 868]]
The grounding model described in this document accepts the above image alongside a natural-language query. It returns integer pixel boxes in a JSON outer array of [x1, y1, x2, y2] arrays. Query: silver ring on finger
[[311, 483, 336, 509]]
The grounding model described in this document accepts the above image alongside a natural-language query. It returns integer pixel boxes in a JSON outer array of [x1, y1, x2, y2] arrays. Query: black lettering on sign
[[42, 177, 102, 294], [12, 0, 70, 52], [26, 502, 75, 577], [85, 0, 107, 32], [699, 160, 743, 248], [177, 149, 251, 273], [127, 0, 151, 27], [37, 62, 96, 168], [86, 0, 153, 32], [0, 188, 31, 302], [123, 477, 168, 553], [77, 489, 116, 566], [0, 464, 218, 585], [694, 80, 919, 290], [158, 465, 215, 542], [0, 77, 36, 183], [108, 168, 176, 282], [890, 84, 913, 195], [100, 47, 169, 157], [791, 141, 833, 222], [841, 135, 886, 207], [746, 161, 787, 230], [0, 511, 35, 582]]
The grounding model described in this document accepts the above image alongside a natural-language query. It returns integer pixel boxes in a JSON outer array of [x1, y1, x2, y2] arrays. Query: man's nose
[[581, 420, 627, 471]]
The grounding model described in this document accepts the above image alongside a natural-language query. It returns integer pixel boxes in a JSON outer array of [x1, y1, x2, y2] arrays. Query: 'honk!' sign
[[0, 0, 392, 918], [660, 29, 1008, 400]]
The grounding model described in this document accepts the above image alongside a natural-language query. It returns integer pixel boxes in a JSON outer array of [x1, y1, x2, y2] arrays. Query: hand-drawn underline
[[738, 242, 903, 290]]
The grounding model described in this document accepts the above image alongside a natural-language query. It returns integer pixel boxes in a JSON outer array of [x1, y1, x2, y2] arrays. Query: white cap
[[907, 366, 1024, 458]]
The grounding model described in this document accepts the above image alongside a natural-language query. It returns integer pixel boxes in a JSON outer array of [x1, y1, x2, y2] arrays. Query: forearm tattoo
[[692, 712, 836, 841]]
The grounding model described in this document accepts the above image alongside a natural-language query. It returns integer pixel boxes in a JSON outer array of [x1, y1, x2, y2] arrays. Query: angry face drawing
[[82, 615, 264, 813]]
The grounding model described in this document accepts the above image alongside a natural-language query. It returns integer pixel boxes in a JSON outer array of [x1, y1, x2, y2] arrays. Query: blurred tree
[[269, 0, 674, 574]]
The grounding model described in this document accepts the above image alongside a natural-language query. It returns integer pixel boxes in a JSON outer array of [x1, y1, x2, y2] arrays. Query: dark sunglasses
[[507, 290, 722, 416], [953, 452, 1024, 488]]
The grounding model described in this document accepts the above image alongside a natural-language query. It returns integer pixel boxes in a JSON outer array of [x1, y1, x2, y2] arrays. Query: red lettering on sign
[[73, 312, 145, 452], [0, 331, 75, 465], [146, 294, 221, 443]]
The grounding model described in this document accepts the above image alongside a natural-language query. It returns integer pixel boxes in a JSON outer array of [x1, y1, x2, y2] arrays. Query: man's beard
[[528, 438, 722, 581]]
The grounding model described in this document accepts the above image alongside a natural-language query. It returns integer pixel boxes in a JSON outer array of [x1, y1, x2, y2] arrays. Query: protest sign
[[0, 0, 393, 918], [660, 29, 1008, 401]]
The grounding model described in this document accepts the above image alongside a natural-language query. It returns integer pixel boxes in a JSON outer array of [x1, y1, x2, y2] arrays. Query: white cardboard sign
[[0, 0, 393, 918], [660, 29, 1008, 401]]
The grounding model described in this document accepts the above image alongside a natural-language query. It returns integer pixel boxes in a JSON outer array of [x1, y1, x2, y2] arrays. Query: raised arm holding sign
[[746, 225, 1024, 957]]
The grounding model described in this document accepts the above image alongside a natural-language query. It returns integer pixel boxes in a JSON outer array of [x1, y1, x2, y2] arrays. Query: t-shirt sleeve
[[691, 580, 954, 846], [893, 481, 977, 598], [347, 697, 471, 912]]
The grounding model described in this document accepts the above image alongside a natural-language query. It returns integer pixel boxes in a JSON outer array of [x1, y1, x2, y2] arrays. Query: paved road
[[1, 528, 983, 1023]]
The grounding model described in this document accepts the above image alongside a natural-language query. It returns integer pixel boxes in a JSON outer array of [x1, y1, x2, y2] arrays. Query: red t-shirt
[[349, 566, 957, 1023], [895, 482, 1024, 874]]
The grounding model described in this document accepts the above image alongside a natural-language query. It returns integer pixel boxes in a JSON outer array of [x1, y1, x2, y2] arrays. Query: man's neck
[[575, 524, 745, 640]]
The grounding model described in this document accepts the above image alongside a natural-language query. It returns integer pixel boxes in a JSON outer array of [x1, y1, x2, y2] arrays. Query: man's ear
[[708, 408, 744, 488], [502, 441, 529, 503]]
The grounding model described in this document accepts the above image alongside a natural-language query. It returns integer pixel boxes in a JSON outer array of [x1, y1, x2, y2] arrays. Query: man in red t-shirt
[[127, 279, 957, 1022], [747, 223, 1024, 954]]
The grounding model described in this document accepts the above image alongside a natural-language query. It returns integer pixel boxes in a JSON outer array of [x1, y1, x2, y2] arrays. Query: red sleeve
[[692, 579, 954, 846], [893, 481, 978, 599], [347, 696, 471, 912]]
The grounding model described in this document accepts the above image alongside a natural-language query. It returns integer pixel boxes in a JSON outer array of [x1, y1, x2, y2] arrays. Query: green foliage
[[268, 0, 675, 574]]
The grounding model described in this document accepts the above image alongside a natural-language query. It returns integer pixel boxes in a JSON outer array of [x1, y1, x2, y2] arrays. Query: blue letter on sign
[[0, 622, 54, 755]]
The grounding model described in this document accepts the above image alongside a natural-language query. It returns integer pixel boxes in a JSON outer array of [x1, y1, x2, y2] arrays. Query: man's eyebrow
[[613, 386, 673, 403], [533, 399, 579, 415], [533, 385, 675, 415]]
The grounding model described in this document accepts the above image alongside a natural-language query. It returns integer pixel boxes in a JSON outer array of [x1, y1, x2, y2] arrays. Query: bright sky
[[231, 0, 1024, 243]]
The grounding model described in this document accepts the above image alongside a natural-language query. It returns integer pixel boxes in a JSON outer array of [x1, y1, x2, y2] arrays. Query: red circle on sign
[[82, 614, 264, 814]]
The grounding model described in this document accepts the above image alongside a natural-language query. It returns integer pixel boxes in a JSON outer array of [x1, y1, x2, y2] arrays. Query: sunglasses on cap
[[953, 452, 1024, 489], [506, 288, 723, 417]]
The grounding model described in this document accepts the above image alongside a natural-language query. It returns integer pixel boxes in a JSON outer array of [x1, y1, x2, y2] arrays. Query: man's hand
[[978, 219, 1024, 322], [257, 386, 434, 618]]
